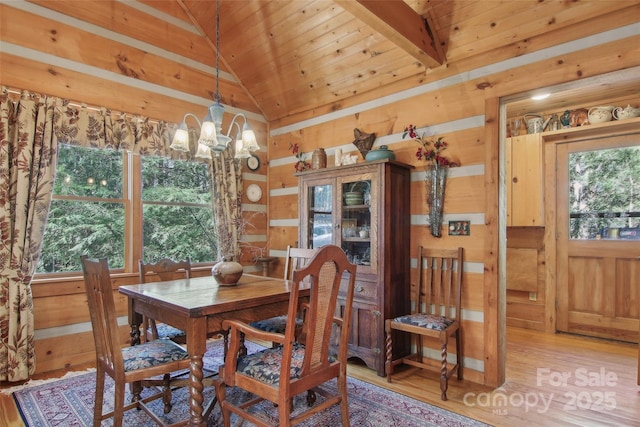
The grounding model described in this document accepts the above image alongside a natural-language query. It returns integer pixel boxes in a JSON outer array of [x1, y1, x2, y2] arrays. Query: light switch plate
[[448, 220, 470, 236]]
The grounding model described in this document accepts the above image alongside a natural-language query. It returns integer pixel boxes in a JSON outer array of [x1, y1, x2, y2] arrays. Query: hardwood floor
[[349, 327, 639, 427], [1, 326, 637, 426]]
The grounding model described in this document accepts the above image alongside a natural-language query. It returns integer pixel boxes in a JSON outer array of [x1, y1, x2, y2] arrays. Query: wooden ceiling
[[29, 0, 640, 122], [176, 0, 639, 122]]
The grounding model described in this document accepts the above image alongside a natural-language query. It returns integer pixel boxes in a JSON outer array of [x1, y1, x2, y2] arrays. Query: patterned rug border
[[12, 339, 491, 427], [1, 368, 96, 395]]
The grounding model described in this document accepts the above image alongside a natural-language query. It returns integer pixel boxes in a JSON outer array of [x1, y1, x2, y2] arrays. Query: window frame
[[35, 148, 215, 279]]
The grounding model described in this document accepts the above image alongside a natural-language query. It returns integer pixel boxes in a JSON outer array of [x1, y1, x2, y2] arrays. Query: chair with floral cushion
[[384, 246, 463, 401], [81, 256, 192, 426], [138, 257, 191, 344], [248, 246, 316, 345], [216, 245, 357, 427]]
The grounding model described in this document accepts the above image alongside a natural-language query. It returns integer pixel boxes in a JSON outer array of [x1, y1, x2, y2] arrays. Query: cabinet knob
[[512, 177, 518, 183]]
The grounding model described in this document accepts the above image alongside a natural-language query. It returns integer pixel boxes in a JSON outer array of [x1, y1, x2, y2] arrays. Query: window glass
[[308, 184, 332, 249], [141, 157, 216, 263], [38, 144, 125, 272], [569, 146, 640, 239]]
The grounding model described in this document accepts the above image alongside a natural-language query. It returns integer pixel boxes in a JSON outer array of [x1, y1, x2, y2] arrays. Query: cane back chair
[[216, 245, 357, 427]]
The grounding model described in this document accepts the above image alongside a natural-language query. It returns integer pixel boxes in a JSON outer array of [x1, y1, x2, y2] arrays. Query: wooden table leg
[[187, 317, 207, 427], [188, 354, 205, 426]]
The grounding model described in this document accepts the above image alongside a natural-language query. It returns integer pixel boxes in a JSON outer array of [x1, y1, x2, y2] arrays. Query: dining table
[[119, 273, 310, 427]]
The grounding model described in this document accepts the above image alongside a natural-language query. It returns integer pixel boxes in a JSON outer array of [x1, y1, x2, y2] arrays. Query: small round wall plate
[[247, 154, 260, 171], [246, 183, 263, 202]]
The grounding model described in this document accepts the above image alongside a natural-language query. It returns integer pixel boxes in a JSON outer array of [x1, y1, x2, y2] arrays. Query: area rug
[[13, 339, 489, 427]]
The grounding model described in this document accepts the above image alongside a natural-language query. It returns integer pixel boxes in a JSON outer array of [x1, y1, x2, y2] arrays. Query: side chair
[[384, 246, 464, 401], [248, 245, 316, 345], [216, 244, 357, 427], [81, 256, 191, 427], [138, 257, 191, 344]]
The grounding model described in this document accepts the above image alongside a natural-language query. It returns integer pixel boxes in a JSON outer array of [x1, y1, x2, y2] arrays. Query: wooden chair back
[[138, 257, 191, 342], [81, 256, 125, 375], [283, 245, 317, 280], [291, 245, 355, 377], [138, 257, 191, 283], [417, 246, 463, 321]]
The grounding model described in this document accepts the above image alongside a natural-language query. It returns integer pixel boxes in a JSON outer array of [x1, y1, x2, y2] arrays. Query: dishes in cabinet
[[344, 192, 364, 205]]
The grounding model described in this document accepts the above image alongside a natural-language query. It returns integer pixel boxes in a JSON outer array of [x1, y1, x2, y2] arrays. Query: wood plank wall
[[265, 32, 640, 387], [1, 1, 639, 388]]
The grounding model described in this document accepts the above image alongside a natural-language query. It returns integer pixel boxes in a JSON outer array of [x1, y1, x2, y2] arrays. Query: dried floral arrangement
[[289, 143, 311, 172]]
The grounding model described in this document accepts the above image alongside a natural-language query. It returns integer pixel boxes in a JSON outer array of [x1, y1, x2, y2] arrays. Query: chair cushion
[[121, 339, 189, 372], [392, 313, 454, 331], [154, 323, 186, 340], [249, 315, 304, 334], [236, 343, 306, 385]]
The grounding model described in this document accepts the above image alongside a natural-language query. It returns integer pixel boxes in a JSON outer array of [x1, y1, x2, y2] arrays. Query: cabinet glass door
[[307, 183, 333, 249], [339, 176, 376, 269]]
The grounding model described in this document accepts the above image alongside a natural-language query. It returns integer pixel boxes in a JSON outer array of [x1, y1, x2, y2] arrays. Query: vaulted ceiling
[[26, 0, 640, 123], [175, 0, 639, 122]]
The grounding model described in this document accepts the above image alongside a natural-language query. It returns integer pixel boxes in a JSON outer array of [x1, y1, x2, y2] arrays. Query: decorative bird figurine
[[351, 128, 376, 159]]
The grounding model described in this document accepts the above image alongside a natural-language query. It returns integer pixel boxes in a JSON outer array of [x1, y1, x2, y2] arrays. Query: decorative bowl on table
[[211, 258, 244, 286]]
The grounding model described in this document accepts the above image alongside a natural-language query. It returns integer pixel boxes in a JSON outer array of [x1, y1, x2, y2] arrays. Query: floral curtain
[[0, 87, 226, 381], [0, 90, 58, 381], [210, 148, 243, 261]]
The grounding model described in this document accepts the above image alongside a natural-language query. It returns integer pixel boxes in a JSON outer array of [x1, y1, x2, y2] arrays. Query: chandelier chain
[[214, 0, 221, 102]]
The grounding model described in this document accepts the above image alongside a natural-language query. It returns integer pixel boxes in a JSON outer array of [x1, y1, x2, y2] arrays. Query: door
[[556, 134, 640, 342]]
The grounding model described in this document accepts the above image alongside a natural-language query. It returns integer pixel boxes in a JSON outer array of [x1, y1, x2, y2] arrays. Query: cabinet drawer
[[341, 279, 377, 301]]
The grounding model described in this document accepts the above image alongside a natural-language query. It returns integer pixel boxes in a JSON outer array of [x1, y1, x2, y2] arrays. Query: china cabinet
[[297, 159, 412, 376]]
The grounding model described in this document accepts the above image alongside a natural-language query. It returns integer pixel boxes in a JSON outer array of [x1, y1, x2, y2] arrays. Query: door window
[[568, 146, 640, 240]]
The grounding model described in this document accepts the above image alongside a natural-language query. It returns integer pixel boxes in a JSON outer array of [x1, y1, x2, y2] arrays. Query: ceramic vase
[[425, 164, 447, 237], [311, 148, 327, 169], [211, 257, 244, 286]]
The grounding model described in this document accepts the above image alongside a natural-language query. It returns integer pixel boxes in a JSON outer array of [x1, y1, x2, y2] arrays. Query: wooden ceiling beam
[[334, 0, 444, 69]]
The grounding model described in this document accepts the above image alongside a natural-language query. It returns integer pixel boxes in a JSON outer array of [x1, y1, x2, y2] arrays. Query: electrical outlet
[[529, 292, 537, 301]]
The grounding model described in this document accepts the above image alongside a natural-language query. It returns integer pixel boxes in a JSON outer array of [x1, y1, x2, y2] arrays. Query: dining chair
[[81, 256, 191, 427], [138, 257, 191, 344], [216, 244, 357, 427], [384, 246, 464, 401], [248, 245, 316, 345]]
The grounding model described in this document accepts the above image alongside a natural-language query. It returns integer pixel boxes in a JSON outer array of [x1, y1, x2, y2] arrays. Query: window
[[141, 156, 215, 263], [37, 145, 216, 274], [569, 145, 640, 239], [38, 144, 125, 272]]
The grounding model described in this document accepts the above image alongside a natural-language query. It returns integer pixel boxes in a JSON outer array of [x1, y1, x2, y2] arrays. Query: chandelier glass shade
[[169, 0, 258, 159]]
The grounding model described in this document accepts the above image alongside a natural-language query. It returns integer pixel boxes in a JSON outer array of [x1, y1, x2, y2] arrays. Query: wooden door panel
[[615, 259, 639, 319], [567, 255, 606, 315]]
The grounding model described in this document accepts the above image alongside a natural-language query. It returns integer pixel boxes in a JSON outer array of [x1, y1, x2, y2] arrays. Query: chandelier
[[170, 0, 258, 160]]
